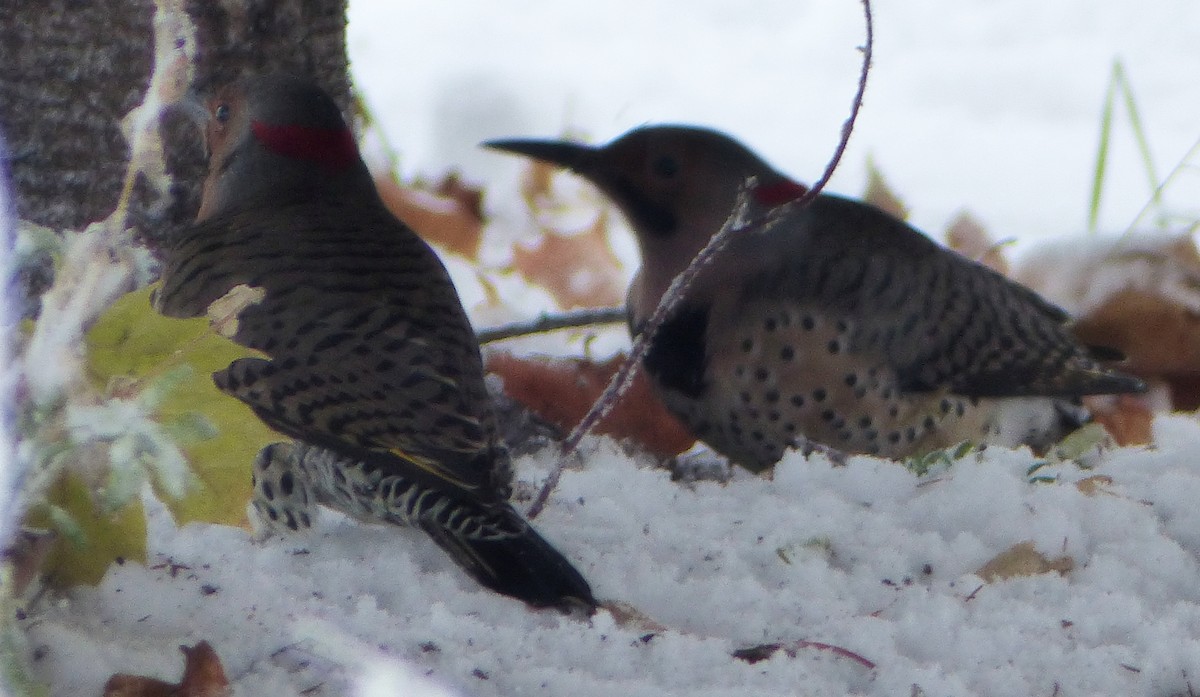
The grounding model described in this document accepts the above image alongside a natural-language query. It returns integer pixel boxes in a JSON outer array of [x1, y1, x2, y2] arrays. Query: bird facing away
[[154, 74, 594, 609], [486, 126, 1145, 472]]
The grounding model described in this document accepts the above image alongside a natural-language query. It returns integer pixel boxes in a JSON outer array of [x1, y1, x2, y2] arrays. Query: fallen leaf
[[1162, 375, 1200, 413], [1072, 287, 1200, 408], [85, 285, 277, 527], [1048, 421, 1113, 461], [1085, 394, 1154, 446], [24, 471, 147, 589], [1075, 474, 1115, 496], [486, 351, 695, 459], [944, 211, 1009, 276], [375, 172, 484, 261], [861, 158, 909, 221], [434, 172, 485, 221], [603, 600, 669, 634], [508, 154, 628, 309], [3, 528, 57, 596], [732, 644, 782, 664], [1016, 234, 1200, 411], [104, 641, 229, 697], [976, 541, 1073, 582], [103, 674, 175, 697], [26, 284, 280, 586], [519, 158, 560, 207], [510, 210, 625, 309]]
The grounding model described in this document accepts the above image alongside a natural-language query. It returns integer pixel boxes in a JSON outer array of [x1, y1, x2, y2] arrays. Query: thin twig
[[524, 0, 875, 519], [476, 306, 626, 344], [1122, 132, 1200, 235], [731, 639, 876, 670], [786, 640, 877, 670]]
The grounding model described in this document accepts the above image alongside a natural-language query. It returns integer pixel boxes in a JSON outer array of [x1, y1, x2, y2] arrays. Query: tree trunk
[[0, 0, 351, 249]]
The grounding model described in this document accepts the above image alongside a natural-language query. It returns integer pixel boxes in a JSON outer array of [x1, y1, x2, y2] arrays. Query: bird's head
[[486, 125, 807, 312], [196, 74, 370, 220]]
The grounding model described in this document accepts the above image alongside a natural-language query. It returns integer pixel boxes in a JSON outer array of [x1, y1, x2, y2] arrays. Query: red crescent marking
[[250, 121, 358, 170], [752, 179, 809, 207]]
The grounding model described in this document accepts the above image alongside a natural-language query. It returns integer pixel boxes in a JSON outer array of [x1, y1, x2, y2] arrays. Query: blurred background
[[348, 0, 1200, 251]]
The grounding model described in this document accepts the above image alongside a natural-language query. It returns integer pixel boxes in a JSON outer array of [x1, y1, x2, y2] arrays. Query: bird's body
[[487, 126, 1145, 472], [156, 74, 593, 608]]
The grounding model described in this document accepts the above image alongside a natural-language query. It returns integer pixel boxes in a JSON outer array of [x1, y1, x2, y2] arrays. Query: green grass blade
[[1113, 61, 1162, 222], [1086, 61, 1119, 233]]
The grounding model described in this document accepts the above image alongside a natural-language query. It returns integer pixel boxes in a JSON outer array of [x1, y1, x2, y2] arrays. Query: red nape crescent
[[751, 179, 809, 207], [250, 121, 359, 171]]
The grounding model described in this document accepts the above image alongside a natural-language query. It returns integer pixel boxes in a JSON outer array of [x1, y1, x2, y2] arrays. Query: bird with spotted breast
[[154, 73, 594, 609], [486, 125, 1145, 472]]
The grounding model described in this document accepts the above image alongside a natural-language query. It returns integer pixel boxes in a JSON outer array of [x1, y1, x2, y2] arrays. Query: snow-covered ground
[[29, 421, 1200, 696], [21, 1, 1200, 695]]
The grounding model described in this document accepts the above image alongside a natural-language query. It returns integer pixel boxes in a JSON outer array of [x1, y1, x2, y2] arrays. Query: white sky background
[[348, 0, 1200, 250]]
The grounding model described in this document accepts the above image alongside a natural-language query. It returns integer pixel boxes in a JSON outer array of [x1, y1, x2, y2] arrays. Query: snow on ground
[[26, 419, 1200, 696], [17, 1, 1200, 696]]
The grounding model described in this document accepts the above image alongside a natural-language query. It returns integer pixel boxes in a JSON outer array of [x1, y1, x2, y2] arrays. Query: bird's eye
[[651, 155, 679, 179], [214, 103, 231, 123]]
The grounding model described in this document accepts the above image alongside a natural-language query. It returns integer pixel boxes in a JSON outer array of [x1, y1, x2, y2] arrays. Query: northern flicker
[[154, 74, 594, 609], [486, 125, 1145, 472]]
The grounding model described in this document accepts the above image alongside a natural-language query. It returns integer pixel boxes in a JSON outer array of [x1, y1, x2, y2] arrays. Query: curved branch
[[526, 0, 876, 519]]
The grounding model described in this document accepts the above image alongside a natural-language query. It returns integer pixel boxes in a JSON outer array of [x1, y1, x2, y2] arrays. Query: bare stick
[[526, 0, 875, 519], [733, 639, 877, 670], [476, 306, 627, 344]]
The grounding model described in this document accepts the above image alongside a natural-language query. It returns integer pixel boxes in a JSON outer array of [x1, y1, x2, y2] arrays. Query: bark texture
[[0, 0, 351, 248]]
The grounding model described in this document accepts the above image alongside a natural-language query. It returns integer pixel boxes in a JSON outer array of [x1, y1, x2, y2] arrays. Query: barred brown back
[[157, 197, 506, 495]]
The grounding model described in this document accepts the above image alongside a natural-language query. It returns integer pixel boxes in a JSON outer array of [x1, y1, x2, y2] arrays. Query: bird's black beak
[[482, 138, 597, 174]]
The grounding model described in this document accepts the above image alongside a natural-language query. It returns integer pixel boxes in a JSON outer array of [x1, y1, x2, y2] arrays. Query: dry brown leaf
[[1075, 474, 1115, 497], [473, 269, 506, 313], [3, 528, 56, 596], [1085, 394, 1154, 446], [1073, 287, 1200, 375], [1016, 234, 1200, 412], [1163, 375, 1200, 414], [374, 172, 484, 260], [1073, 287, 1200, 409], [944, 211, 1010, 276], [433, 172, 485, 222], [603, 600, 669, 634], [104, 674, 176, 697], [104, 641, 229, 697], [976, 541, 1073, 583], [861, 159, 909, 221], [486, 351, 695, 459], [508, 154, 627, 309], [510, 209, 625, 309], [520, 158, 560, 208]]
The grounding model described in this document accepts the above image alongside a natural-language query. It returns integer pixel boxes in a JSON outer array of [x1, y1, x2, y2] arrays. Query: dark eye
[[652, 155, 679, 179], [214, 103, 231, 122]]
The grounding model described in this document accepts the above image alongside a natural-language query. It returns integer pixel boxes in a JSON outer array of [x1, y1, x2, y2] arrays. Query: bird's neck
[[627, 172, 805, 324], [628, 216, 720, 325], [197, 151, 377, 221]]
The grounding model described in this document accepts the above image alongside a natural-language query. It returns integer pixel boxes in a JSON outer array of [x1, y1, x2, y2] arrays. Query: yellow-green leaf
[[976, 541, 1074, 582], [85, 284, 279, 526], [28, 284, 282, 586], [25, 474, 146, 588]]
